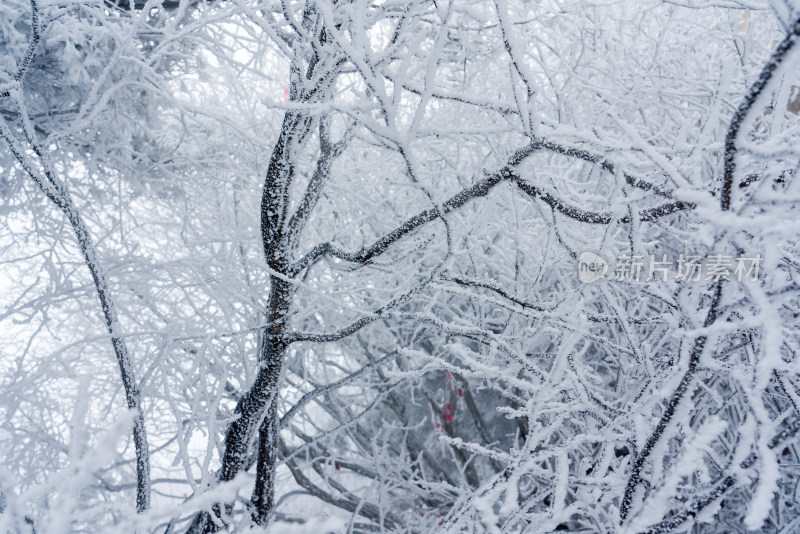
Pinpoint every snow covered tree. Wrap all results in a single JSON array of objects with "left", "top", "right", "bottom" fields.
[
  {"left": 2, "top": 0, "right": 800, "bottom": 533},
  {"left": 0, "top": 0, "right": 231, "bottom": 525}
]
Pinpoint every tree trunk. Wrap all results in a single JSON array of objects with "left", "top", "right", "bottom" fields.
[{"left": 194, "top": 276, "right": 291, "bottom": 532}]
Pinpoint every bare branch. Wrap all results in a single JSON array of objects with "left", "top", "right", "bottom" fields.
[
  {"left": 282, "top": 442, "right": 404, "bottom": 530},
  {"left": 620, "top": 282, "right": 724, "bottom": 522},
  {"left": 0, "top": 112, "right": 151, "bottom": 513},
  {"left": 535, "top": 137, "right": 673, "bottom": 197},
  {"left": 721, "top": 15, "right": 800, "bottom": 210},
  {"left": 290, "top": 140, "right": 690, "bottom": 276},
  {"left": 279, "top": 350, "right": 398, "bottom": 428},
  {"left": 0, "top": 0, "right": 40, "bottom": 98},
  {"left": 640, "top": 415, "right": 800, "bottom": 533},
  {"left": 289, "top": 142, "right": 540, "bottom": 275}
]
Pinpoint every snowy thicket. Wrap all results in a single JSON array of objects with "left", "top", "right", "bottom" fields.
[{"left": 1, "top": 0, "right": 800, "bottom": 533}]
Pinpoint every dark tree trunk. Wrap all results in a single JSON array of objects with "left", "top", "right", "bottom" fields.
[
  {"left": 193, "top": 277, "right": 292, "bottom": 532},
  {"left": 191, "top": 100, "right": 302, "bottom": 532},
  {"left": 250, "top": 396, "right": 280, "bottom": 525}
]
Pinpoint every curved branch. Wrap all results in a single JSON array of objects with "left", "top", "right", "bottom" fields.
[
  {"left": 0, "top": 121, "right": 151, "bottom": 512},
  {"left": 282, "top": 442, "right": 404, "bottom": 530},
  {"left": 721, "top": 15, "right": 800, "bottom": 211},
  {"left": 1, "top": 0, "right": 41, "bottom": 98},
  {"left": 512, "top": 176, "right": 691, "bottom": 224},
  {"left": 290, "top": 141, "right": 690, "bottom": 277},
  {"left": 441, "top": 273, "right": 556, "bottom": 312},
  {"left": 289, "top": 142, "right": 539, "bottom": 275},
  {"left": 105, "top": 0, "right": 197, "bottom": 10},
  {"left": 14, "top": 0, "right": 40, "bottom": 84},
  {"left": 289, "top": 257, "right": 444, "bottom": 344},
  {"left": 620, "top": 282, "right": 724, "bottom": 522},
  {"left": 639, "top": 415, "right": 800, "bottom": 533},
  {"left": 638, "top": 200, "right": 692, "bottom": 221},
  {"left": 386, "top": 73, "right": 518, "bottom": 115},
  {"left": 535, "top": 137, "right": 673, "bottom": 197},
  {"left": 511, "top": 177, "right": 613, "bottom": 224},
  {"left": 284, "top": 119, "right": 349, "bottom": 251},
  {"left": 279, "top": 350, "right": 398, "bottom": 428},
  {"left": 638, "top": 476, "right": 735, "bottom": 534}
]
